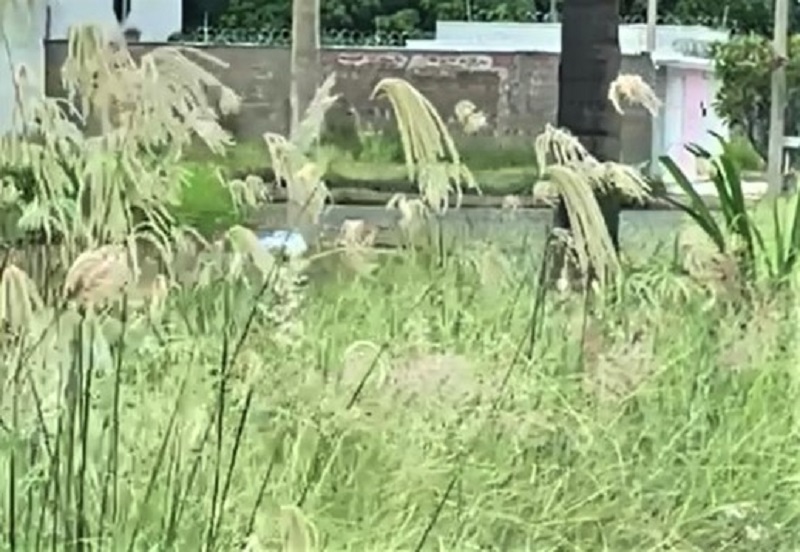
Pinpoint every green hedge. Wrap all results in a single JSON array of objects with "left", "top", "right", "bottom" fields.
[{"left": 172, "top": 163, "right": 245, "bottom": 236}]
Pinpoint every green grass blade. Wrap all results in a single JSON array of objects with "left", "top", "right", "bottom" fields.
[
  {"left": 748, "top": 214, "right": 774, "bottom": 279},
  {"left": 784, "top": 193, "right": 800, "bottom": 273},
  {"left": 716, "top": 152, "right": 757, "bottom": 274},
  {"left": 659, "top": 155, "right": 726, "bottom": 251},
  {"left": 687, "top": 141, "right": 738, "bottom": 224},
  {"left": 770, "top": 198, "right": 786, "bottom": 277}
]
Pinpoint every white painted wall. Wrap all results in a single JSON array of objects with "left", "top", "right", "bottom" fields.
[
  {"left": 48, "top": 0, "right": 181, "bottom": 41},
  {"left": 694, "top": 70, "right": 728, "bottom": 153},
  {"left": 407, "top": 22, "right": 729, "bottom": 56},
  {"left": 661, "top": 66, "right": 685, "bottom": 181},
  {"left": 48, "top": 0, "right": 118, "bottom": 39},
  {"left": 0, "top": 1, "right": 48, "bottom": 135}
]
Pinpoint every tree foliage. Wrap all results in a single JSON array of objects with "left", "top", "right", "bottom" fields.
[
  {"left": 712, "top": 34, "right": 800, "bottom": 158},
  {"left": 183, "top": 0, "right": 788, "bottom": 37}
]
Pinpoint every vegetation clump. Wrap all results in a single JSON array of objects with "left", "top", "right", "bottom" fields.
[{"left": 0, "top": 22, "right": 799, "bottom": 552}]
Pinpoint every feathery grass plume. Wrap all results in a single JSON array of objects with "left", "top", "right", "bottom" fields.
[
  {"left": 290, "top": 72, "right": 340, "bottom": 153},
  {"left": 147, "top": 273, "right": 170, "bottom": 319},
  {"left": 336, "top": 218, "right": 378, "bottom": 275},
  {"left": 501, "top": 194, "right": 521, "bottom": 211},
  {"left": 500, "top": 194, "right": 523, "bottom": 224},
  {"left": 386, "top": 193, "right": 428, "bottom": 242},
  {"left": 532, "top": 179, "right": 558, "bottom": 203},
  {"left": 535, "top": 123, "right": 651, "bottom": 283},
  {"left": 263, "top": 73, "right": 338, "bottom": 243},
  {"left": 164, "top": 224, "right": 210, "bottom": 288},
  {"left": 338, "top": 219, "right": 377, "bottom": 248},
  {"left": 548, "top": 165, "right": 621, "bottom": 278},
  {"left": 224, "top": 225, "right": 275, "bottom": 282},
  {"left": 535, "top": 125, "right": 650, "bottom": 202},
  {"left": 608, "top": 74, "right": 662, "bottom": 116},
  {"left": 454, "top": 99, "right": 488, "bottom": 135},
  {"left": 63, "top": 244, "right": 131, "bottom": 308},
  {"left": 1, "top": 23, "right": 243, "bottom": 284},
  {"left": 371, "top": 78, "right": 479, "bottom": 212},
  {"left": 61, "top": 25, "right": 240, "bottom": 149},
  {"left": 227, "top": 174, "right": 269, "bottom": 210},
  {"left": 0, "top": 263, "right": 42, "bottom": 331}
]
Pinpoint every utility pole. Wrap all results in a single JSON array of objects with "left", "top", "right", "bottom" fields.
[
  {"left": 767, "top": 0, "right": 789, "bottom": 194},
  {"left": 646, "top": 0, "right": 657, "bottom": 52},
  {"left": 290, "top": 0, "right": 320, "bottom": 139},
  {"left": 646, "top": 0, "right": 658, "bottom": 178}
]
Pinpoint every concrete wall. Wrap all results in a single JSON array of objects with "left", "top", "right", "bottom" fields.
[
  {"left": 44, "top": 42, "right": 659, "bottom": 164},
  {"left": 48, "top": 0, "right": 181, "bottom": 41}
]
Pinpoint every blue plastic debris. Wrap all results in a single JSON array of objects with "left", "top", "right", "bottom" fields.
[{"left": 257, "top": 229, "right": 308, "bottom": 257}]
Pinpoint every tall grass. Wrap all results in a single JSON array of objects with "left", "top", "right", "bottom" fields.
[
  {"left": 4, "top": 237, "right": 800, "bottom": 549},
  {"left": 1, "top": 23, "right": 800, "bottom": 551}
]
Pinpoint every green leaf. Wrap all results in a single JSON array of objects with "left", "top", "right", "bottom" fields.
[
  {"left": 784, "top": 192, "right": 800, "bottom": 273},
  {"left": 659, "top": 155, "right": 726, "bottom": 252}
]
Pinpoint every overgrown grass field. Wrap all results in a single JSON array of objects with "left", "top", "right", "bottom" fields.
[
  {"left": 4, "top": 240, "right": 800, "bottom": 550},
  {"left": 1, "top": 20, "right": 800, "bottom": 552}
]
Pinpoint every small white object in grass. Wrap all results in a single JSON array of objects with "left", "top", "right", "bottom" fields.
[{"left": 258, "top": 230, "right": 308, "bottom": 257}]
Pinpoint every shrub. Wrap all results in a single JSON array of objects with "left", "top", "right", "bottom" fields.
[
  {"left": 726, "top": 131, "right": 765, "bottom": 172},
  {"left": 173, "top": 163, "right": 245, "bottom": 237},
  {"left": 712, "top": 33, "right": 800, "bottom": 159}
]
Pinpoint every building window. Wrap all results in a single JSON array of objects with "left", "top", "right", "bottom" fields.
[{"left": 113, "top": 0, "right": 132, "bottom": 23}]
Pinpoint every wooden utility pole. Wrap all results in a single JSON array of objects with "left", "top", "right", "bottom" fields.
[
  {"left": 766, "top": 0, "right": 789, "bottom": 194},
  {"left": 288, "top": 0, "right": 321, "bottom": 244},
  {"left": 289, "top": 0, "right": 320, "bottom": 139}
]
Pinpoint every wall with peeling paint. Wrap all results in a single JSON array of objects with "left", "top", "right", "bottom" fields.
[{"left": 44, "top": 43, "right": 656, "bottom": 165}]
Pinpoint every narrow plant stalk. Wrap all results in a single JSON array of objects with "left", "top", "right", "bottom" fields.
[
  {"left": 159, "top": 439, "right": 182, "bottom": 540},
  {"left": 125, "top": 370, "right": 189, "bottom": 552},
  {"left": 244, "top": 437, "right": 283, "bottom": 538},
  {"left": 204, "top": 286, "right": 232, "bottom": 550},
  {"left": 213, "top": 388, "right": 254, "bottom": 538},
  {"left": 75, "top": 320, "right": 96, "bottom": 550},
  {"left": 62, "top": 313, "right": 85, "bottom": 547},
  {"left": 7, "top": 341, "right": 23, "bottom": 552},
  {"left": 99, "top": 295, "right": 128, "bottom": 537},
  {"left": 24, "top": 424, "right": 42, "bottom": 548}
]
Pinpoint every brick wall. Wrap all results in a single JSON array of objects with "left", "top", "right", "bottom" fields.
[{"left": 44, "top": 42, "right": 658, "bottom": 164}]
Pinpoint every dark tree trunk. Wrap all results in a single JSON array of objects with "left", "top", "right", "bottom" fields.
[{"left": 553, "top": 0, "right": 623, "bottom": 260}]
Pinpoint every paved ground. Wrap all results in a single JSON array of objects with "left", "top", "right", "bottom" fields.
[
  {"left": 665, "top": 179, "right": 769, "bottom": 198},
  {"left": 256, "top": 178, "right": 775, "bottom": 257},
  {"left": 256, "top": 204, "right": 690, "bottom": 259}
]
